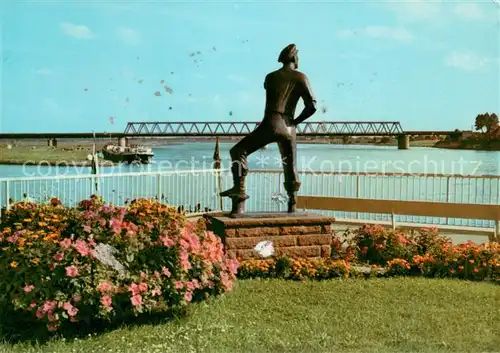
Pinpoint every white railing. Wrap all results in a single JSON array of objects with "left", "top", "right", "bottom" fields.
[{"left": 1, "top": 169, "right": 499, "bottom": 229}]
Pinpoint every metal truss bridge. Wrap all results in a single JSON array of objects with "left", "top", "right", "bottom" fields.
[
  {"left": 123, "top": 121, "right": 406, "bottom": 136},
  {"left": 0, "top": 121, "right": 455, "bottom": 139}
]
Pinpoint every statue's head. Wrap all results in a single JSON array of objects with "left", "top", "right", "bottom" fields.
[{"left": 278, "top": 44, "right": 299, "bottom": 69}]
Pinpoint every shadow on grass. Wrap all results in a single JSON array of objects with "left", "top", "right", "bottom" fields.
[{"left": 0, "top": 305, "right": 190, "bottom": 346}]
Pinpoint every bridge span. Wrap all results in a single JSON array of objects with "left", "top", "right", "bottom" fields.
[{"left": 0, "top": 121, "right": 457, "bottom": 150}]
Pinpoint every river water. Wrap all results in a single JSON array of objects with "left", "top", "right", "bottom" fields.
[{"left": 1, "top": 142, "right": 499, "bottom": 178}]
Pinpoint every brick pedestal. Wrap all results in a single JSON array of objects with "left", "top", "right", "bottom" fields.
[{"left": 204, "top": 213, "right": 336, "bottom": 260}]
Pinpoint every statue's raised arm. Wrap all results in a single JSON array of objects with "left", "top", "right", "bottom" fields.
[{"left": 293, "top": 73, "right": 317, "bottom": 126}]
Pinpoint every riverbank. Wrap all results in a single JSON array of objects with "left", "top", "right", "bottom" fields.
[
  {"left": 434, "top": 139, "right": 500, "bottom": 151},
  {"left": 0, "top": 143, "right": 118, "bottom": 166}
]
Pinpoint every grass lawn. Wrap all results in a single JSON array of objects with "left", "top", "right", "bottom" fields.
[
  {"left": 0, "top": 146, "right": 91, "bottom": 164},
  {"left": 1, "top": 278, "right": 498, "bottom": 353}
]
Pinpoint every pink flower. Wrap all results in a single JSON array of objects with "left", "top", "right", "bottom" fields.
[
  {"left": 226, "top": 259, "right": 239, "bottom": 275},
  {"left": 36, "top": 307, "right": 45, "bottom": 319},
  {"left": 162, "top": 267, "right": 171, "bottom": 277},
  {"left": 124, "top": 222, "right": 138, "bottom": 237},
  {"left": 140, "top": 271, "right": 147, "bottom": 279},
  {"left": 151, "top": 289, "right": 162, "bottom": 296},
  {"left": 109, "top": 218, "right": 122, "bottom": 234},
  {"left": 63, "top": 302, "right": 78, "bottom": 317},
  {"left": 175, "top": 281, "right": 184, "bottom": 290},
  {"left": 74, "top": 240, "right": 90, "bottom": 257},
  {"left": 23, "top": 284, "right": 35, "bottom": 293},
  {"left": 186, "top": 280, "right": 199, "bottom": 291},
  {"left": 89, "top": 239, "right": 96, "bottom": 247},
  {"left": 65, "top": 265, "right": 79, "bottom": 278},
  {"left": 179, "top": 239, "right": 189, "bottom": 249},
  {"left": 47, "top": 323, "right": 58, "bottom": 331},
  {"left": 60, "top": 238, "right": 72, "bottom": 249},
  {"left": 100, "top": 295, "right": 112, "bottom": 308},
  {"left": 131, "top": 294, "right": 142, "bottom": 307},
  {"left": 98, "top": 282, "right": 114, "bottom": 293},
  {"left": 179, "top": 251, "right": 191, "bottom": 271},
  {"left": 153, "top": 271, "right": 160, "bottom": 279},
  {"left": 54, "top": 253, "right": 64, "bottom": 262},
  {"left": 6, "top": 235, "right": 19, "bottom": 243},
  {"left": 129, "top": 283, "right": 140, "bottom": 296},
  {"left": 29, "top": 301, "right": 37, "bottom": 309},
  {"left": 138, "top": 282, "right": 148, "bottom": 293},
  {"left": 99, "top": 218, "right": 107, "bottom": 227},
  {"left": 220, "top": 272, "right": 234, "bottom": 291},
  {"left": 43, "top": 300, "right": 57, "bottom": 313},
  {"left": 159, "top": 235, "right": 175, "bottom": 247},
  {"left": 83, "top": 225, "right": 92, "bottom": 233},
  {"left": 184, "top": 291, "right": 193, "bottom": 302},
  {"left": 47, "top": 312, "right": 57, "bottom": 322}
]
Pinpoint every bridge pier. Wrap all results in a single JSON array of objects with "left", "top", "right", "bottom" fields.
[
  {"left": 397, "top": 135, "right": 410, "bottom": 150},
  {"left": 47, "top": 138, "right": 57, "bottom": 147}
]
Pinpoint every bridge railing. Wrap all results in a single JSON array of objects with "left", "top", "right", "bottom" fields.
[{"left": 1, "top": 170, "right": 499, "bottom": 229}]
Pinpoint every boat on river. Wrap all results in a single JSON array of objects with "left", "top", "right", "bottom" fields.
[{"left": 101, "top": 143, "right": 154, "bottom": 164}]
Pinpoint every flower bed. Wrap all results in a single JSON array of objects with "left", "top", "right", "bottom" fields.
[
  {"left": 0, "top": 197, "right": 238, "bottom": 333},
  {"left": 237, "top": 225, "right": 500, "bottom": 284}
]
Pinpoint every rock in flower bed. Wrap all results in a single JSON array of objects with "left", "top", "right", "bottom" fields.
[
  {"left": 236, "top": 225, "right": 500, "bottom": 283},
  {"left": 0, "top": 196, "right": 238, "bottom": 334}
]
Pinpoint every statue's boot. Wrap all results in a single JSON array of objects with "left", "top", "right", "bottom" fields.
[
  {"left": 285, "top": 181, "right": 301, "bottom": 213},
  {"left": 219, "top": 187, "right": 249, "bottom": 200},
  {"left": 220, "top": 169, "right": 249, "bottom": 200}
]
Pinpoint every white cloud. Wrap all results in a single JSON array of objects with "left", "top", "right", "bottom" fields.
[
  {"left": 116, "top": 27, "right": 140, "bottom": 46},
  {"left": 444, "top": 51, "right": 493, "bottom": 71},
  {"left": 336, "top": 26, "right": 413, "bottom": 42},
  {"left": 60, "top": 22, "right": 94, "bottom": 39},
  {"left": 383, "top": 1, "right": 441, "bottom": 23},
  {"left": 34, "top": 67, "right": 53, "bottom": 75},
  {"left": 453, "top": 3, "right": 484, "bottom": 20}
]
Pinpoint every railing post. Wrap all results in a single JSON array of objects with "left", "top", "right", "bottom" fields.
[
  {"left": 391, "top": 211, "right": 396, "bottom": 231},
  {"left": 356, "top": 174, "right": 360, "bottom": 220},
  {"left": 157, "top": 173, "right": 162, "bottom": 202},
  {"left": 445, "top": 176, "right": 451, "bottom": 225},
  {"left": 90, "top": 176, "right": 95, "bottom": 196},
  {"left": 5, "top": 181, "right": 10, "bottom": 211}
]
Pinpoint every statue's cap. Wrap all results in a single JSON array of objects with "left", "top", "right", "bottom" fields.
[{"left": 278, "top": 44, "right": 298, "bottom": 63}]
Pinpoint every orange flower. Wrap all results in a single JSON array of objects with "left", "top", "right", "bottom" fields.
[
  {"left": 10, "top": 261, "right": 18, "bottom": 268},
  {"left": 32, "top": 258, "right": 40, "bottom": 265}
]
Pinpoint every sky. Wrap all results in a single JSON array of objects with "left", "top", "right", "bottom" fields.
[{"left": 1, "top": 0, "right": 499, "bottom": 133}]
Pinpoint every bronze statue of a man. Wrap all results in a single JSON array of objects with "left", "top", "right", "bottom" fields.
[{"left": 220, "top": 44, "right": 317, "bottom": 215}]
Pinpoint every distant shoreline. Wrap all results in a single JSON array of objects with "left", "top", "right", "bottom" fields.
[{"left": 434, "top": 140, "right": 500, "bottom": 151}]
